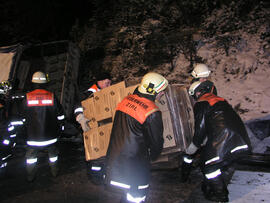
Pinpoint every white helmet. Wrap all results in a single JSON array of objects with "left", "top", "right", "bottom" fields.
[
  {"left": 189, "top": 80, "right": 215, "bottom": 100},
  {"left": 191, "top": 64, "right": 211, "bottom": 78},
  {"left": 32, "top": 71, "right": 48, "bottom": 84},
  {"left": 138, "top": 72, "right": 168, "bottom": 95}
]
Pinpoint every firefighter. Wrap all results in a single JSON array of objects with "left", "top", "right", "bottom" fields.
[
  {"left": 181, "top": 80, "right": 251, "bottom": 202},
  {"left": 105, "top": 72, "right": 168, "bottom": 203},
  {"left": 22, "top": 71, "right": 65, "bottom": 182},
  {"left": 74, "top": 71, "right": 112, "bottom": 132},
  {"left": 191, "top": 63, "right": 217, "bottom": 95},
  {"left": 0, "top": 81, "right": 14, "bottom": 176},
  {"left": 73, "top": 71, "right": 112, "bottom": 184}
]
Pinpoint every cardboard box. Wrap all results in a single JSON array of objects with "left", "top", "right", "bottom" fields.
[
  {"left": 81, "top": 97, "right": 98, "bottom": 128},
  {"left": 161, "top": 110, "right": 176, "bottom": 148},
  {"left": 81, "top": 81, "right": 126, "bottom": 123},
  {"left": 83, "top": 123, "right": 113, "bottom": 160},
  {"left": 124, "top": 84, "right": 138, "bottom": 97}
]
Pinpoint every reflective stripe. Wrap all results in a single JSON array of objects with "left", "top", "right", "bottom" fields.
[
  {"left": 57, "top": 115, "right": 65, "bottom": 120},
  {"left": 33, "top": 77, "right": 46, "bottom": 81},
  {"left": 2, "top": 154, "right": 11, "bottom": 161},
  {"left": 10, "top": 134, "right": 16, "bottom": 138},
  {"left": 231, "top": 144, "right": 248, "bottom": 153},
  {"left": 10, "top": 121, "right": 24, "bottom": 125},
  {"left": 28, "top": 100, "right": 39, "bottom": 104},
  {"left": 27, "top": 158, "right": 38, "bottom": 164},
  {"left": 61, "top": 126, "right": 65, "bottom": 131},
  {"left": 27, "top": 138, "right": 57, "bottom": 146},
  {"left": 49, "top": 156, "right": 58, "bottom": 163},
  {"left": 110, "top": 180, "right": 130, "bottom": 189},
  {"left": 0, "top": 162, "right": 7, "bottom": 168},
  {"left": 205, "top": 169, "right": 221, "bottom": 179},
  {"left": 155, "top": 79, "right": 167, "bottom": 92},
  {"left": 205, "top": 156, "right": 220, "bottom": 165},
  {"left": 88, "top": 88, "right": 98, "bottom": 92},
  {"left": 3, "top": 139, "right": 10, "bottom": 145},
  {"left": 184, "top": 157, "right": 193, "bottom": 164},
  {"left": 12, "top": 95, "right": 25, "bottom": 99},
  {"left": 138, "top": 184, "right": 149, "bottom": 189},
  {"left": 127, "top": 193, "right": 146, "bottom": 203},
  {"left": 42, "top": 99, "right": 53, "bottom": 104},
  {"left": 74, "top": 107, "right": 83, "bottom": 114},
  {"left": 91, "top": 166, "right": 102, "bottom": 171},
  {"left": 8, "top": 126, "right": 14, "bottom": 131}
]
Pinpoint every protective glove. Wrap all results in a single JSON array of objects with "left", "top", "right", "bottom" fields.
[
  {"left": 76, "top": 113, "right": 90, "bottom": 132},
  {"left": 186, "top": 142, "right": 198, "bottom": 155}
]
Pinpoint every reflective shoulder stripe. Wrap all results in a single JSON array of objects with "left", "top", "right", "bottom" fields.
[
  {"left": 74, "top": 107, "right": 83, "bottom": 113},
  {"left": 116, "top": 94, "right": 159, "bottom": 124},
  {"left": 57, "top": 115, "right": 65, "bottom": 120},
  {"left": 87, "top": 84, "right": 100, "bottom": 92},
  {"left": 198, "top": 93, "right": 225, "bottom": 106}
]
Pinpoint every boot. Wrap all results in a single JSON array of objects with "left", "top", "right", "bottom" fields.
[
  {"left": 50, "top": 162, "right": 59, "bottom": 177},
  {"left": 202, "top": 176, "right": 229, "bottom": 202},
  {"left": 179, "top": 154, "right": 193, "bottom": 182},
  {"left": 26, "top": 163, "right": 37, "bottom": 182}
]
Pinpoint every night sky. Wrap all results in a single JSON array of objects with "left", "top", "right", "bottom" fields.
[{"left": 0, "top": 0, "right": 93, "bottom": 45}]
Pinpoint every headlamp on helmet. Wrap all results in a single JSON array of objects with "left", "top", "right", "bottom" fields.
[{"left": 138, "top": 72, "right": 168, "bottom": 95}]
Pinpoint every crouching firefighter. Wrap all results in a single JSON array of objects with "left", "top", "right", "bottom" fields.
[
  {"left": 181, "top": 80, "right": 251, "bottom": 202},
  {"left": 21, "top": 71, "right": 65, "bottom": 182},
  {"left": 105, "top": 72, "right": 168, "bottom": 203}
]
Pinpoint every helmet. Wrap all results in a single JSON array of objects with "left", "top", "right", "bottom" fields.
[
  {"left": 189, "top": 80, "right": 215, "bottom": 99},
  {"left": 138, "top": 72, "right": 168, "bottom": 95},
  {"left": 32, "top": 71, "right": 48, "bottom": 84},
  {"left": 191, "top": 64, "right": 211, "bottom": 78},
  {"left": 0, "top": 81, "right": 12, "bottom": 94}
]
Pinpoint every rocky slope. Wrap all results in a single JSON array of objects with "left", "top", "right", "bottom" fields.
[{"left": 74, "top": 0, "right": 270, "bottom": 121}]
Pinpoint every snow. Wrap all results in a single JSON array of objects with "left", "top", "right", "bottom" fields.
[{"left": 228, "top": 170, "right": 270, "bottom": 202}]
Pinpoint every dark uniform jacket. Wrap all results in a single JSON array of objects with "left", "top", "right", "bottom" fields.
[
  {"left": 106, "top": 89, "right": 164, "bottom": 188},
  {"left": 22, "top": 88, "right": 64, "bottom": 142},
  {"left": 74, "top": 83, "right": 99, "bottom": 117},
  {"left": 193, "top": 93, "right": 251, "bottom": 166}
]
